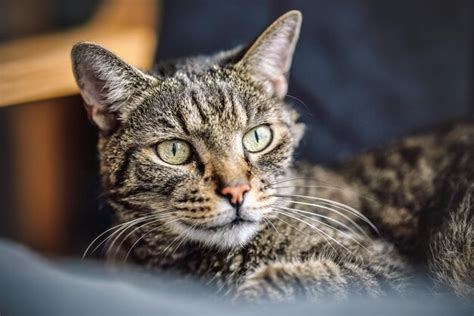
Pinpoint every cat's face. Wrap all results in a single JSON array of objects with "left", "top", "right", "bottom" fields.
[
  {"left": 102, "top": 70, "right": 301, "bottom": 248},
  {"left": 72, "top": 11, "right": 303, "bottom": 249}
]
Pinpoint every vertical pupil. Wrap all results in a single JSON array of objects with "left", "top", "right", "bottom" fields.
[
  {"left": 254, "top": 129, "right": 260, "bottom": 143},
  {"left": 172, "top": 142, "right": 177, "bottom": 156}
]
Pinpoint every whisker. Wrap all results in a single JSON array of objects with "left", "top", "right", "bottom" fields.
[
  {"left": 171, "top": 224, "right": 196, "bottom": 255},
  {"left": 284, "top": 94, "right": 312, "bottom": 115},
  {"left": 276, "top": 205, "right": 364, "bottom": 238},
  {"left": 82, "top": 222, "right": 130, "bottom": 260},
  {"left": 263, "top": 217, "right": 280, "bottom": 236},
  {"left": 271, "top": 183, "right": 380, "bottom": 205},
  {"left": 82, "top": 215, "right": 156, "bottom": 259},
  {"left": 273, "top": 210, "right": 337, "bottom": 252},
  {"left": 124, "top": 218, "right": 181, "bottom": 262},
  {"left": 112, "top": 215, "right": 173, "bottom": 262},
  {"left": 105, "top": 217, "right": 155, "bottom": 259},
  {"left": 272, "top": 212, "right": 336, "bottom": 252},
  {"left": 276, "top": 198, "right": 370, "bottom": 237},
  {"left": 276, "top": 209, "right": 352, "bottom": 253},
  {"left": 276, "top": 206, "right": 367, "bottom": 250},
  {"left": 276, "top": 194, "right": 379, "bottom": 235},
  {"left": 269, "top": 176, "right": 338, "bottom": 187},
  {"left": 107, "top": 211, "right": 175, "bottom": 260},
  {"left": 112, "top": 212, "right": 175, "bottom": 261},
  {"left": 161, "top": 222, "right": 191, "bottom": 254}
]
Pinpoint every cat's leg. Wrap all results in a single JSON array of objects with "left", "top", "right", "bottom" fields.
[{"left": 236, "top": 242, "right": 412, "bottom": 301}]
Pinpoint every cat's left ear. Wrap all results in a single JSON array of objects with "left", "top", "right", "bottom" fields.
[
  {"left": 236, "top": 10, "right": 302, "bottom": 98},
  {"left": 71, "top": 42, "right": 157, "bottom": 134}
]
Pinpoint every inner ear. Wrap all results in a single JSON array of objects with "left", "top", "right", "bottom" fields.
[
  {"left": 236, "top": 10, "right": 302, "bottom": 98},
  {"left": 76, "top": 64, "right": 119, "bottom": 132}
]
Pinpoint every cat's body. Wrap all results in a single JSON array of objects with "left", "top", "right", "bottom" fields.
[{"left": 72, "top": 11, "right": 473, "bottom": 300}]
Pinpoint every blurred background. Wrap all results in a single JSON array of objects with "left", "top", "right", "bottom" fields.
[{"left": 0, "top": 0, "right": 473, "bottom": 257}]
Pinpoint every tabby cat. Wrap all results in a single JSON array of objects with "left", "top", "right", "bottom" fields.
[{"left": 71, "top": 11, "right": 473, "bottom": 300}]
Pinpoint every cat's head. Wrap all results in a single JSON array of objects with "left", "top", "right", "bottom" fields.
[{"left": 72, "top": 11, "right": 304, "bottom": 249}]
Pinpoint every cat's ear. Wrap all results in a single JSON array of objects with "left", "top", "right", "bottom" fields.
[
  {"left": 71, "top": 42, "right": 157, "bottom": 134},
  {"left": 236, "top": 10, "right": 302, "bottom": 98}
]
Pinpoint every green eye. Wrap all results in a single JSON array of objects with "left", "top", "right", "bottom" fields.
[
  {"left": 243, "top": 125, "right": 273, "bottom": 153},
  {"left": 156, "top": 140, "right": 192, "bottom": 165}
]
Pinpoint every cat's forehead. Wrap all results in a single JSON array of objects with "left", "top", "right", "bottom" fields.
[
  {"left": 152, "top": 69, "right": 261, "bottom": 109},
  {"left": 122, "top": 69, "right": 282, "bottom": 146}
]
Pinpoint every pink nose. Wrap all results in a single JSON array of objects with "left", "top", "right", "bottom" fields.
[{"left": 221, "top": 184, "right": 251, "bottom": 206}]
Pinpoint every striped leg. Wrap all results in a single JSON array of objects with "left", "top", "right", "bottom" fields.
[{"left": 236, "top": 244, "right": 411, "bottom": 301}]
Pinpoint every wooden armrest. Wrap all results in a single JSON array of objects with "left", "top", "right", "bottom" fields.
[{"left": 0, "top": 0, "right": 159, "bottom": 107}]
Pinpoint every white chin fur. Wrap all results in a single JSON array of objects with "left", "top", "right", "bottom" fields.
[{"left": 172, "top": 222, "right": 261, "bottom": 250}]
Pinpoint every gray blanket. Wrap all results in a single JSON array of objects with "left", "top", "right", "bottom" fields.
[{"left": 0, "top": 239, "right": 472, "bottom": 315}]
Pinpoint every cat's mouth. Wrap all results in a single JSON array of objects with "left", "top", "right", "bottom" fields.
[
  {"left": 173, "top": 213, "right": 262, "bottom": 248},
  {"left": 180, "top": 217, "right": 257, "bottom": 232}
]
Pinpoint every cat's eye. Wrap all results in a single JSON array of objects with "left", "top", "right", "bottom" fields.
[
  {"left": 156, "top": 140, "right": 192, "bottom": 165},
  {"left": 242, "top": 125, "right": 273, "bottom": 153}
]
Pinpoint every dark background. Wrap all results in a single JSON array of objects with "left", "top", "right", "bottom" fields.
[{"left": 0, "top": 0, "right": 473, "bottom": 256}]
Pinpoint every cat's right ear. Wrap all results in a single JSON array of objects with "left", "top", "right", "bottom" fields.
[
  {"left": 235, "top": 10, "right": 302, "bottom": 99},
  {"left": 71, "top": 42, "right": 157, "bottom": 134}
]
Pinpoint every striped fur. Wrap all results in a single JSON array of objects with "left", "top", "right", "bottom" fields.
[{"left": 71, "top": 11, "right": 473, "bottom": 301}]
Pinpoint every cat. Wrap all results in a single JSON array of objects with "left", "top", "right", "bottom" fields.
[{"left": 71, "top": 10, "right": 473, "bottom": 301}]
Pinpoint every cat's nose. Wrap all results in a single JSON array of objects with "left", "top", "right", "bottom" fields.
[{"left": 220, "top": 184, "right": 251, "bottom": 207}]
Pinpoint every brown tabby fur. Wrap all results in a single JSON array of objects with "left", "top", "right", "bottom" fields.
[{"left": 71, "top": 11, "right": 473, "bottom": 301}]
